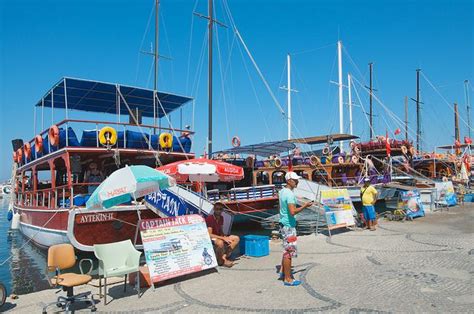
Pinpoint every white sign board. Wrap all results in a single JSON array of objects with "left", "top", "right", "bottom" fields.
[{"left": 139, "top": 215, "right": 217, "bottom": 283}]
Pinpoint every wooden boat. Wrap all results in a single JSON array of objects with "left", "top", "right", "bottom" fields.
[{"left": 10, "top": 77, "right": 195, "bottom": 251}]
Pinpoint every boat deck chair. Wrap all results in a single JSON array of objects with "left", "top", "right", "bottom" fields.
[
  {"left": 42, "top": 243, "right": 95, "bottom": 314},
  {"left": 93, "top": 239, "right": 142, "bottom": 305}
]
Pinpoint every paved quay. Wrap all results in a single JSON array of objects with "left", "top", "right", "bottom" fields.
[{"left": 4, "top": 205, "right": 473, "bottom": 313}]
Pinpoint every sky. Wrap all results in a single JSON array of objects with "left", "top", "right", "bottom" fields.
[{"left": 0, "top": 0, "right": 473, "bottom": 180}]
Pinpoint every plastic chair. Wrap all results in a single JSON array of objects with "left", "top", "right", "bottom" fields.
[
  {"left": 93, "top": 240, "right": 141, "bottom": 305},
  {"left": 42, "top": 243, "right": 95, "bottom": 313}
]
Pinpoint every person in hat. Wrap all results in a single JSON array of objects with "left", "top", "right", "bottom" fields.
[
  {"left": 279, "top": 171, "right": 314, "bottom": 286},
  {"left": 360, "top": 177, "right": 378, "bottom": 230},
  {"left": 206, "top": 201, "right": 239, "bottom": 267}
]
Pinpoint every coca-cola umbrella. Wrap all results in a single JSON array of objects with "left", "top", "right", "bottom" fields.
[{"left": 157, "top": 158, "right": 244, "bottom": 183}]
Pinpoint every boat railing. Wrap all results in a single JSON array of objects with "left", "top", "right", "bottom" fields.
[
  {"left": 17, "top": 182, "right": 101, "bottom": 209},
  {"left": 19, "top": 118, "right": 194, "bottom": 166},
  {"left": 207, "top": 184, "right": 279, "bottom": 202}
]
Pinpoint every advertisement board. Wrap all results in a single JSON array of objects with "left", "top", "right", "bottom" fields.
[
  {"left": 399, "top": 189, "right": 425, "bottom": 218},
  {"left": 140, "top": 215, "right": 217, "bottom": 283},
  {"left": 320, "top": 189, "right": 356, "bottom": 229}
]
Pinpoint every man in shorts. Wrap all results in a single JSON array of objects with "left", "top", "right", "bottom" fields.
[
  {"left": 206, "top": 201, "right": 240, "bottom": 267},
  {"left": 279, "top": 172, "right": 313, "bottom": 286},
  {"left": 360, "top": 177, "right": 378, "bottom": 230}
]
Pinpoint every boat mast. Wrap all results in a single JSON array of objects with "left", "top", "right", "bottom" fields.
[
  {"left": 287, "top": 54, "right": 292, "bottom": 140},
  {"left": 207, "top": 0, "right": 214, "bottom": 156},
  {"left": 416, "top": 68, "right": 421, "bottom": 152},
  {"left": 465, "top": 80, "right": 471, "bottom": 138},
  {"left": 404, "top": 96, "right": 408, "bottom": 142},
  {"left": 154, "top": 0, "right": 160, "bottom": 130},
  {"left": 348, "top": 73, "right": 353, "bottom": 135},
  {"left": 369, "top": 62, "right": 373, "bottom": 139},
  {"left": 337, "top": 40, "right": 344, "bottom": 151},
  {"left": 454, "top": 102, "right": 460, "bottom": 142}
]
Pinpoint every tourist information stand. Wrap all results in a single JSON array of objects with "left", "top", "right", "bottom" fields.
[
  {"left": 319, "top": 189, "right": 356, "bottom": 236},
  {"left": 139, "top": 215, "right": 217, "bottom": 287}
]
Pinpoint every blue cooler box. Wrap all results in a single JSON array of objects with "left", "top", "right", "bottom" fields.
[{"left": 239, "top": 235, "right": 269, "bottom": 257}]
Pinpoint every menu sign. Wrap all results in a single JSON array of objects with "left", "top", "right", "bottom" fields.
[{"left": 139, "top": 215, "right": 217, "bottom": 282}]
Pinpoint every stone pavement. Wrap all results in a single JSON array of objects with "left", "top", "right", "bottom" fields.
[{"left": 4, "top": 205, "right": 473, "bottom": 313}]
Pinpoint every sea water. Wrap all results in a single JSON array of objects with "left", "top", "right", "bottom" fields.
[{"left": 0, "top": 197, "right": 50, "bottom": 295}]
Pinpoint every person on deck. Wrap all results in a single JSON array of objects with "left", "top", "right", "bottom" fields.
[
  {"left": 84, "top": 162, "right": 104, "bottom": 194},
  {"left": 279, "top": 172, "right": 313, "bottom": 286},
  {"left": 206, "top": 201, "right": 240, "bottom": 267},
  {"left": 360, "top": 177, "right": 378, "bottom": 231}
]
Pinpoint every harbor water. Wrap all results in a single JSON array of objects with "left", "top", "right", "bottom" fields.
[{"left": 0, "top": 198, "right": 50, "bottom": 296}]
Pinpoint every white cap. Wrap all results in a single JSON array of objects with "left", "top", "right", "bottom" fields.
[
  {"left": 363, "top": 177, "right": 371, "bottom": 182},
  {"left": 285, "top": 171, "right": 301, "bottom": 181}
]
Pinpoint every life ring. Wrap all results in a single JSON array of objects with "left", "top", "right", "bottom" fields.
[
  {"left": 401, "top": 145, "right": 408, "bottom": 155},
  {"left": 24, "top": 142, "right": 32, "bottom": 159},
  {"left": 34, "top": 135, "right": 43, "bottom": 153},
  {"left": 16, "top": 148, "right": 23, "bottom": 163},
  {"left": 322, "top": 146, "right": 330, "bottom": 155},
  {"left": 351, "top": 155, "right": 359, "bottom": 163},
  {"left": 337, "top": 156, "right": 344, "bottom": 164},
  {"left": 354, "top": 145, "right": 361, "bottom": 155},
  {"left": 246, "top": 156, "right": 255, "bottom": 168},
  {"left": 48, "top": 125, "right": 60, "bottom": 146},
  {"left": 274, "top": 157, "right": 282, "bottom": 168},
  {"left": 159, "top": 132, "right": 173, "bottom": 149},
  {"left": 99, "top": 126, "right": 118, "bottom": 146},
  {"left": 409, "top": 146, "right": 416, "bottom": 156},
  {"left": 309, "top": 155, "right": 321, "bottom": 166},
  {"left": 231, "top": 136, "right": 241, "bottom": 147}
]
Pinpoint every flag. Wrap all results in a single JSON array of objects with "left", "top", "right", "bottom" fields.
[
  {"left": 385, "top": 131, "right": 391, "bottom": 157},
  {"left": 394, "top": 128, "right": 401, "bottom": 135}
]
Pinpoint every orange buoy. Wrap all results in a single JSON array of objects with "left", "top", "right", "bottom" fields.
[
  {"left": 48, "top": 125, "right": 60, "bottom": 146},
  {"left": 16, "top": 148, "right": 23, "bottom": 163},
  {"left": 24, "top": 142, "right": 32, "bottom": 159},
  {"left": 35, "top": 135, "right": 43, "bottom": 153}
]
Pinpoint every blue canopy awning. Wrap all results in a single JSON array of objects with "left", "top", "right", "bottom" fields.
[{"left": 35, "top": 77, "right": 193, "bottom": 118}]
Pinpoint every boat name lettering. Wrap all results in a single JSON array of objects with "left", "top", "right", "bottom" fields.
[
  {"left": 76, "top": 212, "right": 116, "bottom": 224},
  {"left": 106, "top": 187, "right": 128, "bottom": 197},
  {"left": 146, "top": 191, "right": 182, "bottom": 216},
  {"left": 140, "top": 216, "right": 189, "bottom": 230}
]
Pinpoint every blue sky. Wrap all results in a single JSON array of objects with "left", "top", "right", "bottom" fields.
[{"left": 0, "top": 0, "right": 472, "bottom": 180}]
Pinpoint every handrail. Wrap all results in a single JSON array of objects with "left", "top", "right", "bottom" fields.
[{"left": 32, "top": 118, "right": 195, "bottom": 140}]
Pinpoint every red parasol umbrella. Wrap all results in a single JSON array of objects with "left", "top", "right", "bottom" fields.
[{"left": 157, "top": 158, "right": 244, "bottom": 183}]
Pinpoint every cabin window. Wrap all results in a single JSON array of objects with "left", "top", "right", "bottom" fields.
[
  {"left": 272, "top": 171, "right": 286, "bottom": 184},
  {"left": 256, "top": 171, "right": 269, "bottom": 185},
  {"left": 295, "top": 170, "right": 308, "bottom": 180},
  {"left": 54, "top": 158, "right": 67, "bottom": 187},
  {"left": 312, "top": 169, "right": 328, "bottom": 185}
]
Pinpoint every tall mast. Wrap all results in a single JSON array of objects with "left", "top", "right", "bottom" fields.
[
  {"left": 154, "top": 0, "right": 159, "bottom": 91},
  {"left": 416, "top": 69, "right": 421, "bottom": 152},
  {"left": 348, "top": 73, "right": 353, "bottom": 135},
  {"left": 404, "top": 96, "right": 408, "bottom": 142},
  {"left": 337, "top": 40, "right": 344, "bottom": 151},
  {"left": 207, "top": 0, "right": 214, "bottom": 156},
  {"left": 287, "top": 54, "right": 292, "bottom": 140},
  {"left": 465, "top": 80, "right": 471, "bottom": 138},
  {"left": 454, "top": 103, "right": 460, "bottom": 143},
  {"left": 369, "top": 62, "right": 373, "bottom": 139}
]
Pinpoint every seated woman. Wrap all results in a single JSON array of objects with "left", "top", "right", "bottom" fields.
[
  {"left": 83, "top": 162, "right": 104, "bottom": 194},
  {"left": 205, "top": 201, "right": 240, "bottom": 267}
]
